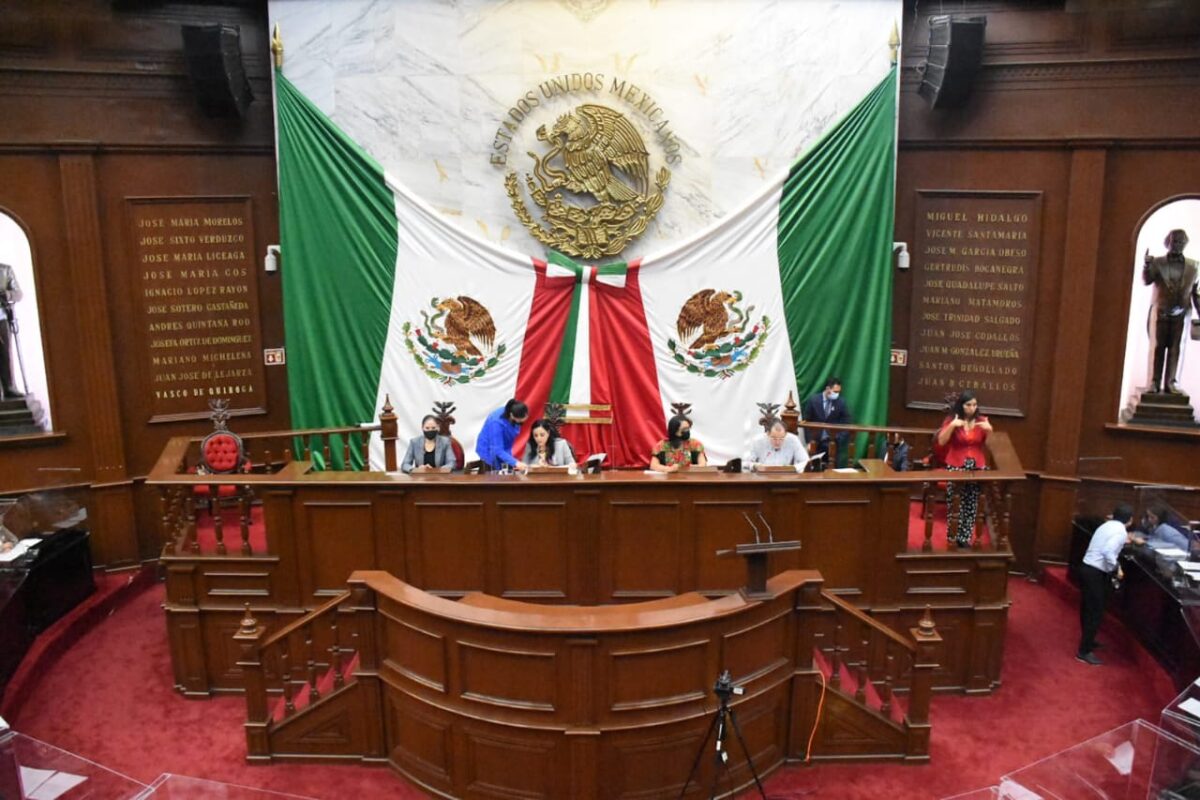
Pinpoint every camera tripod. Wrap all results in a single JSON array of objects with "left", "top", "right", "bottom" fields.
[{"left": 677, "top": 671, "right": 767, "bottom": 800}]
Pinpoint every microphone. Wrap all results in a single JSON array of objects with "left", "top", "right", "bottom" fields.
[
  {"left": 742, "top": 512, "right": 762, "bottom": 544},
  {"left": 757, "top": 512, "right": 774, "bottom": 543}
]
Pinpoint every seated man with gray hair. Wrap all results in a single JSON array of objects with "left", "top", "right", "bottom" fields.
[{"left": 748, "top": 418, "right": 809, "bottom": 470}]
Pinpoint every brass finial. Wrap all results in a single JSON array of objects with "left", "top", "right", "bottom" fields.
[
  {"left": 916, "top": 605, "right": 937, "bottom": 638},
  {"left": 888, "top": 20, "right": 900, "bottom": 66},
  {"left": 271, "top": 24, "right": 284, "bottom": 70},
  {"left": 238, "top": 603, "right": 259, "bottom": 635}
]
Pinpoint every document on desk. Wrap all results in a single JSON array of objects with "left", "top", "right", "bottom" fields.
[
  {"left": 1153, "top": 547, "right": 1188, "bottom": 558},
  {"left": 831, "top": 468, "right": 859, "bottom": 474}
]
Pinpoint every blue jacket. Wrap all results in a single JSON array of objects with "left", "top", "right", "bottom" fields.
[{"left": 476, "top": 407, "right": 520, "bottom": 468}]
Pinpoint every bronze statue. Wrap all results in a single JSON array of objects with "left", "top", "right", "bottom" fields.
[
  {"left": 1143, "top": 229, "right": 1200, "bottom": 394},
  {"left": 0, "top": 263, "right": 24, "bottom": 399}
]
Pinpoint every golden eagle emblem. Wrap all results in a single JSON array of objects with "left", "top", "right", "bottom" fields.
[
  {"left": 668, "top": 289, "right": 769, "bottom": 380},
  {"left": 506, "top": 103, "right": 669, "bottom": 259},
  {"left": 403, "top": 296, "right": 507, "bottom": 386}
]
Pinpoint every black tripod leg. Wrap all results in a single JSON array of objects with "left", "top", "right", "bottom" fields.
[
  {"left": 708, "top": 707, "right": 727, "bottom": 800},
  {"left": 726, "top": 707, "right": 767, "bottom": 800},
  {"left": 678, "top": 707, "right": 721, "bottom": 800}
]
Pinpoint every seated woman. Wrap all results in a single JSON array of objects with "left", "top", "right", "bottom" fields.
[
  {"left": 649, "top": 414, "right": 707, "bottom": 473},
  {"left": 1136, "top": 506, "right": 1191, "bottom": 551},
  {"left": 522, "top": 419, "right": 575, "bottom": 467},
  {"left": 935, "top": 389, "right": 993, "bottom": 548},
  {"left": 748, "top": 419, "right": 809, "bottom": 470},
  {"left": 400, "top": 415, "right": 457, "bottom": 473}
]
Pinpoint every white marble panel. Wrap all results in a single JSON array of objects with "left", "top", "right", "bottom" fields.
[{"left": 269, "top": 0, "right": 900, "bottom": 260}]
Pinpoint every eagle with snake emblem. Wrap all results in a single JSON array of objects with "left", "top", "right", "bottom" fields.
[
  {"left": 429, "top": 296, "right": 496, "bottom": 358},
  {"left": 534, "top": 104, "right": 650, "bottom": 203},
  {"left": 676, "top": 290, "right": 753, "bottom": 350},
  {"left": 506, "top": 103, "right": 670, "bottom": 259}
]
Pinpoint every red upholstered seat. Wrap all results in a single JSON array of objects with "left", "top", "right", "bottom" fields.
[
  {"left": 193, "top": 430, "right": 248, "bottom": 510},
  {"left": 202, "top": 432, "right": 242, "bottom": 472},
  {"left": 449, "top": 437, "right": 465, "bottom": 471}
]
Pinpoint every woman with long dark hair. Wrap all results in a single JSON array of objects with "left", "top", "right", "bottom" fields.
[
  {"left": 522, "top": 419, "right": 575, "bottom": 467},
  {"left": 935, "top": 390, "right": 993, "bottom": 547},
  {"left": 400, "top": 414, "right": 457, "bottom": 473},
  {"left": 649, "top": 414, "right": 707, "bottom": 473}
]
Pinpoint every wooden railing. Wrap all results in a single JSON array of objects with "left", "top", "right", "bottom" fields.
[
  {"left": 235, "top": 590, "right": 362, "bottom": 761},
  {"left": 234, "top": 568, "right": 938, "bottom": 782},
  {"left": 818, "top": 590, "right": 941, "bottom": 758}
]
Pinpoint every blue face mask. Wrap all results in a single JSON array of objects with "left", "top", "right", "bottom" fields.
[{"left": 828, "top": 391, "right": 839, "bottom": 401}]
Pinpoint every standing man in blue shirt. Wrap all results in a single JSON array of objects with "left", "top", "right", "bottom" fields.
[
  {"left": 475, "top": 398, "right": 529, "bottom": 472},
  {"left": 1077, "top": 504, "right": 1135, "bottom": 665}
]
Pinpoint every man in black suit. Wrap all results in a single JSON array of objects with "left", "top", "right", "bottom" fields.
[{"left": 802, "top": 376, "right": 852, "bottom": 467}]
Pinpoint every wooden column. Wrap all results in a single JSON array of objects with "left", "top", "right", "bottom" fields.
[
  {"left": 58, "top": 152, "right": 137, "bottom": 568},
  {"left": 1035, "top": 147, "right": 1108, "bottom": 565}
]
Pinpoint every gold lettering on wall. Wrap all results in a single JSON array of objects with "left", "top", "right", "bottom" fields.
[
  {"left": 128, "top": 198, "right": 267, "bottom": 422},
  {"left": 906, "top": 191, "right": 1043, "bottom": 416}
]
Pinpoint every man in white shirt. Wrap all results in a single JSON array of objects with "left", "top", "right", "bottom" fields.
[
  {"left": 748, "top": 419, "right": 809, "bottom": 471},
  {"left": 1077, "top": 504, "right": 1135, "bottom": 665}
]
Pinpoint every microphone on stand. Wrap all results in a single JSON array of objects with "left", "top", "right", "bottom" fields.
[{"left": 742, "top": 512, "right": 762, "bottom": 544}]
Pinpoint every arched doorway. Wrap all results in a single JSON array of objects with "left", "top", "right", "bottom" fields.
[
  {"left": 0, "top": 211, "right": 51, "bottom": 433},
  {"left": 1118, "top": 197, "right": 1200, "bottom": 424}
]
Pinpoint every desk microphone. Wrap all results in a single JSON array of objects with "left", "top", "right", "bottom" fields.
[
  {"left": 742, "top": 512, "right": 762, "bottom": 544},
  {"left": 757, "top": 512, "right": 774, "bottom": 543}
]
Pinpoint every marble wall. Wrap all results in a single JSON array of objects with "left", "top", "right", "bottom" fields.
[{"left": 269, "top": 0, "right": 899, "bottom": 259}]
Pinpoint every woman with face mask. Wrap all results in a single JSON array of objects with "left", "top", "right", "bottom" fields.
[
  {"left": 649, "top": 414, "right": 707, "bottom": 473},
  {"left": 521, "top": 419, "right": 576, "bottom": 467},
  {"left": 400, "top": 414, "right": 457, "bottom": 473}
]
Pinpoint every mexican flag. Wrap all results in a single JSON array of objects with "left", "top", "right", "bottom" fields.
[{"left": 276, "top": 67, "right": 896, "bottom": 468}]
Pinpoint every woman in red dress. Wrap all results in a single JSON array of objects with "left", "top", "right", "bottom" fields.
[{"left": 935, "top": 390, "right": 993, "bottom": 548}]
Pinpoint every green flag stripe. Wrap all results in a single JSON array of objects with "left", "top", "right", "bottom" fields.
[
  {"left": 778, "top": 68, "right": 897, "bottom": 435},
  {"left": 547, "top": 252, "right": 584, "bottom": 404},
  {"left": 276, "top": 70, "right": 399, "bottom": 431}
]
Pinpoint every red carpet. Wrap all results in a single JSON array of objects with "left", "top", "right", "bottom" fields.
[{"left": 10, "top": 575, "right": 1178, "bottom": 799}]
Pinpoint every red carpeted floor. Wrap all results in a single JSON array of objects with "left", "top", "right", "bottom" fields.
[{"left": 10, "top": 570, "right": 1178, "bottom": 799}]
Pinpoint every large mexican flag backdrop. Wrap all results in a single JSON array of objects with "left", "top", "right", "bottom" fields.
[{"left": 276, "top": 68, "right": 897, "bottom": 468}]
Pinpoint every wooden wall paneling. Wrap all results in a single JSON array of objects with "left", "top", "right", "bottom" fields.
[
  {"left": 58, "top": 152, "right": 137, "bottom": 566},
  {"left": 201, "top": 608, "right": 248, "bottom": 691},
  {"left": 692, "top": 497, "right": 765, "bottom": 595},
  {"left": 599, "top": 496, "right": 682, "bottom": 600},
  {"left": 456, "top": 639, "right": 559, "bottom": 713},
  {"left": 381, "top": 609, "right": 448, "bottom": 695},
  {"left": 798, "top": 489, "right": 871, "bottom": 594},
  {"left": 873, "top": 486, "right": 913, "bottom": 606},
  {"left": 385, "top": 689, "right": 454, "bottom": 794},
  {"left": 720, "top": 608, "right": 793, "bottom": 689},
  {"left": 493, "top": 499, "right": 570, "bottom": 601},
  {"left": 603, "top": 638, "right": 709, "bottom": 719},
  {"left": 165, "top": 605, "right": 208, "bottom": 696},
  {"left": 374, "top": 490, "right": 408, "bottom": 581},
  {"left": 966, "top": 602, "right": 1008, "bottom": 693},
  {"left": 261, "top": 489, "right": 300, "bottom": 607},
  {"left": 294, "top": 498, "right": 376, "bottom": 599},
  {"left": 406, "top": 500, "right": 488, "bottom": 596},
  {"left": 459, "top": 722, "right": 564, "bottom": 800},
  {"left": 1028, "top": 147, "right": 1107, "bottom": 563},
  {"left": 571, "top": 489, "right": 602, "bottom": 604},
  {"left": 566, "top": 636, "right": 600, "bottom": 800}
]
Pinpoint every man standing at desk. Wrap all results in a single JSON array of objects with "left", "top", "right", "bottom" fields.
[
  {"left": 476, "top": 399, "right": 529, "bottom": 473},
  {"left": 802, "top": 376, "right": 851, "bottom": 466},
  {"left": 1077, "top": 503, "right": 1136, "bottom": 666}
]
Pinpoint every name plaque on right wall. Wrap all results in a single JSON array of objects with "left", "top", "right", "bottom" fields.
[{"left": 906, "top": 190, "right": 1042, "bottom": 417}]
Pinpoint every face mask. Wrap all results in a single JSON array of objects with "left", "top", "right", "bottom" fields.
[
  {"left": 423, "top": 430, "right": 438, "bottom": 440},
  {"left": 828, "top": 391, "right": 839, "bottom": 401},
  {"left": 679, "top": 430, "right": 691, "bottom": 441}
]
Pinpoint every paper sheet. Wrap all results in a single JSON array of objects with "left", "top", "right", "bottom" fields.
[
  {"left": 20, "top": 767, "right": 88, "bottom": 800},
  {"left": 1177, "top": 697, "right": 1200, "bottom": 720},
  {"left": 1152, "top": 547, "right": 1188, "bottom": 558},
  {"left": 1105, "top": 740, "right": 1135, "bottom": 775}
]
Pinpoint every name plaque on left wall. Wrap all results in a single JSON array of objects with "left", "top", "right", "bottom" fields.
[{"left": 127, "top": 197, "right": 267, "bottom": 422}]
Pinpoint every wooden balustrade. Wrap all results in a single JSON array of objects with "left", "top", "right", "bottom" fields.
[
  {"left": 240, "top": 568, "right": 935, "bottom": 788},
  {"left": 818, "top": 588, "right": 933, "bottom": 751}
]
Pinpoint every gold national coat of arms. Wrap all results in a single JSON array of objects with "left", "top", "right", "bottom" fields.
[{"left": 506, "top": 104, "right": 670, "bottom": 259}]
